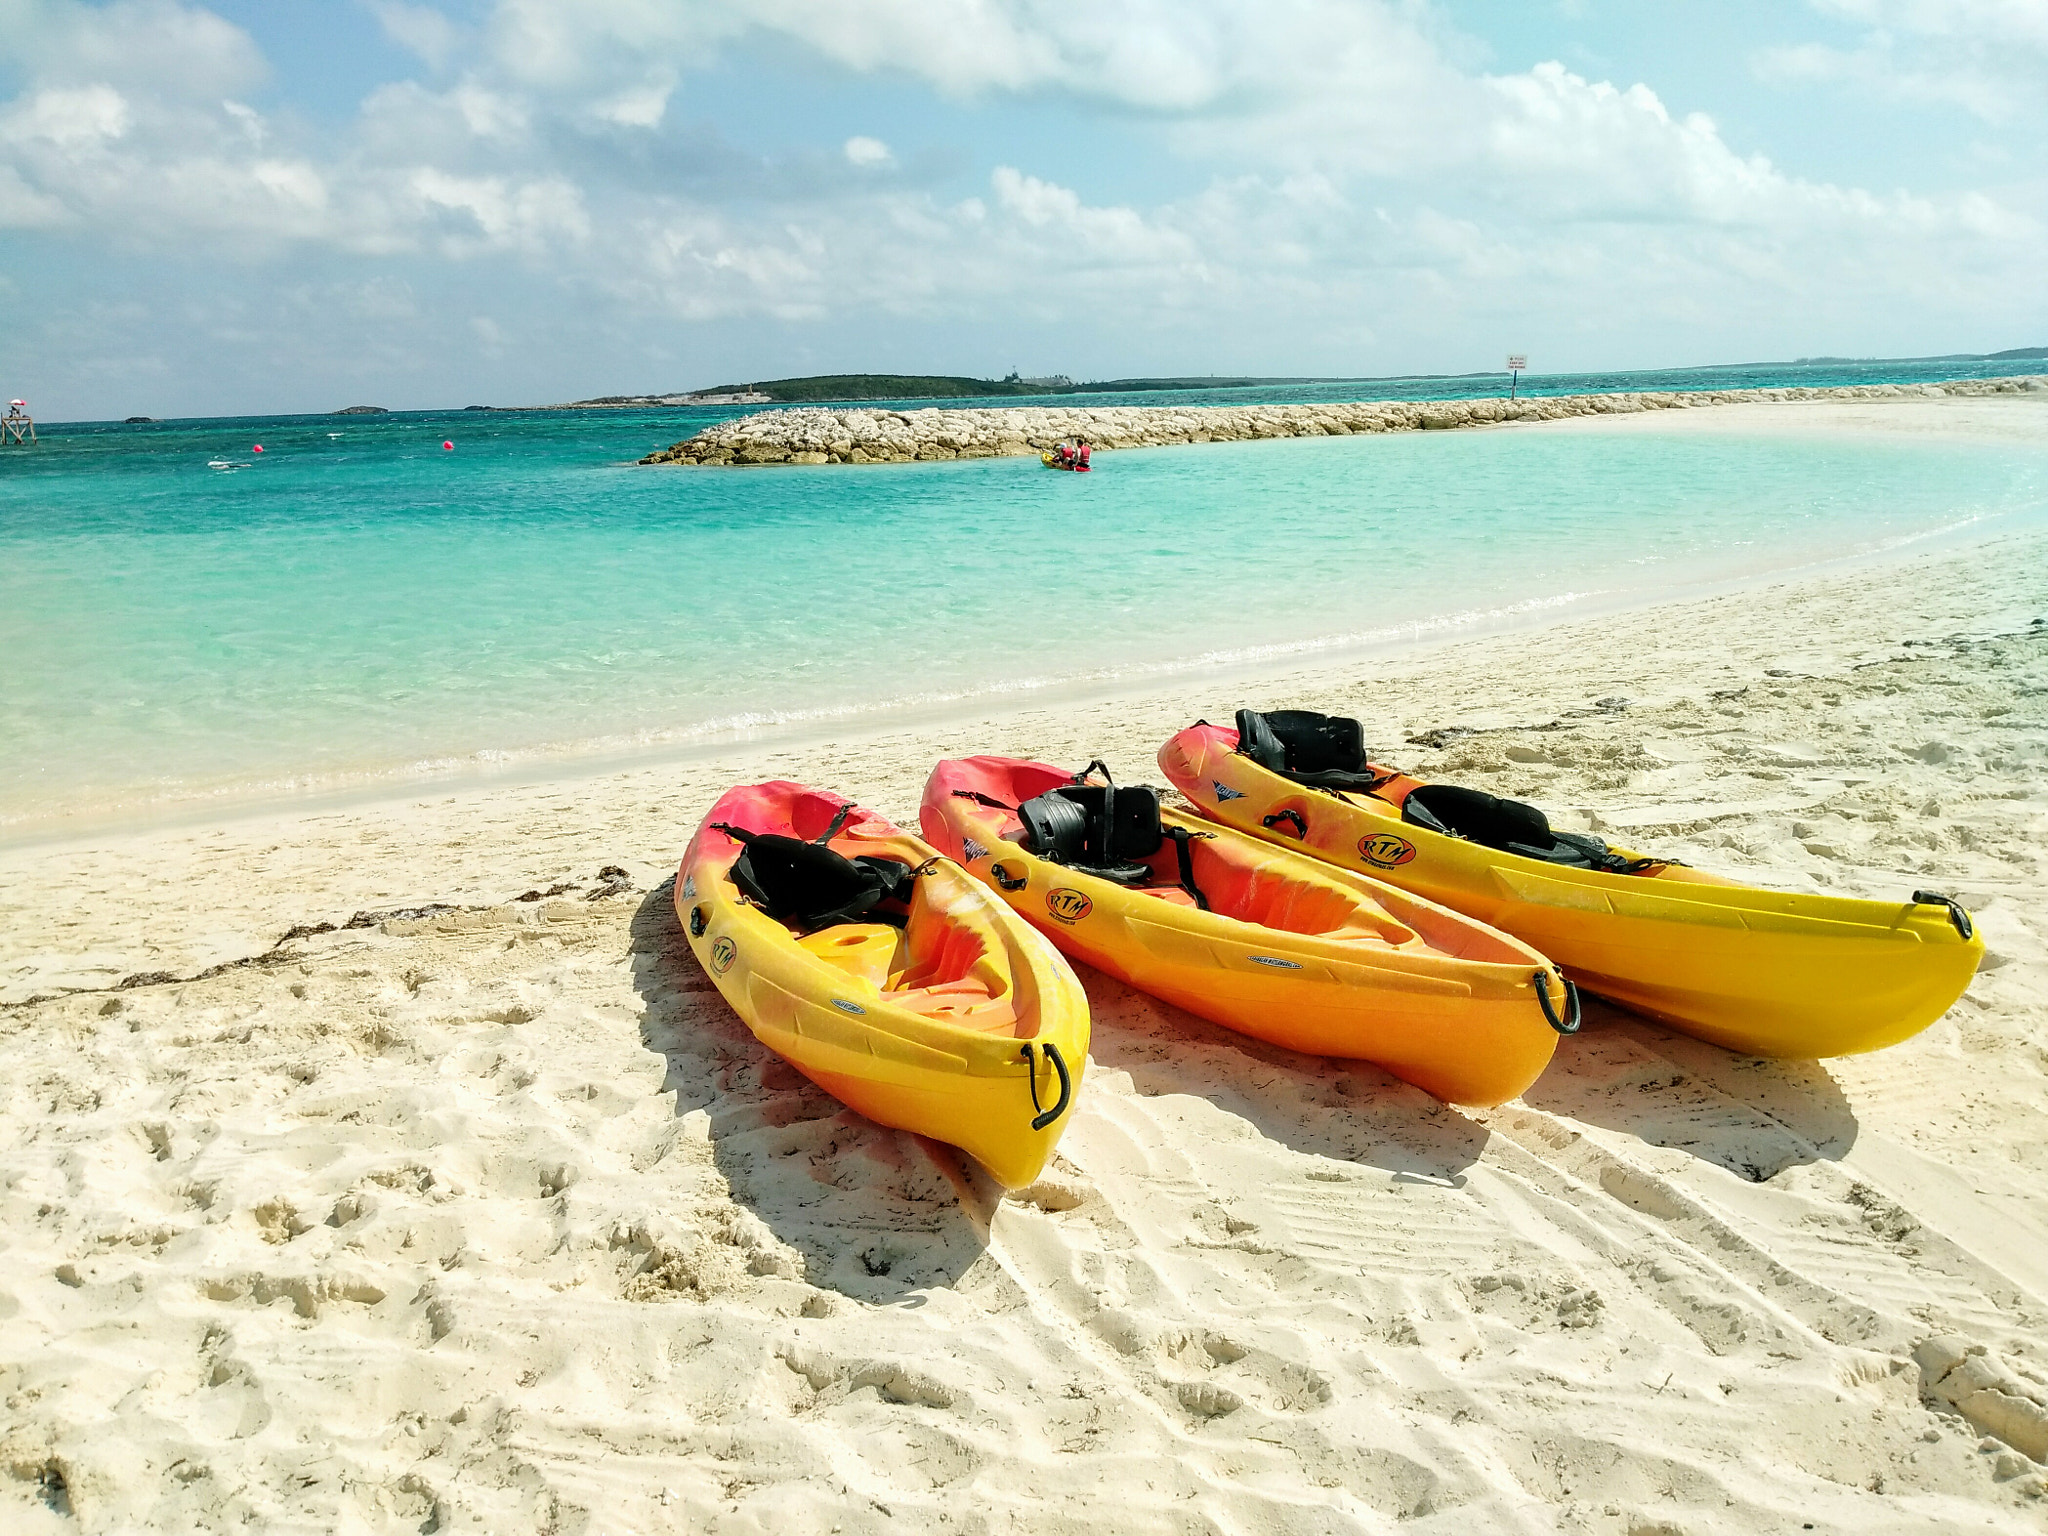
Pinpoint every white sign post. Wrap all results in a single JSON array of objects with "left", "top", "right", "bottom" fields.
[{"left": 1506, "top": 354, "right": 1527, "bottom": 400}]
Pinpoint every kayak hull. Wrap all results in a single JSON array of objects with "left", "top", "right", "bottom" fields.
[
  {"left": 922, "top": 757, "right": 1568, "bottom": 1106},
  {"left": 680, "top": 782, "right": 1089, "bottom": 1188},
  {"left": 1159, "top": 723, "right": 1984, "bottom": 1058}
]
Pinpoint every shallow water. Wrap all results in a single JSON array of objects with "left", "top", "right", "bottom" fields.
[{"left": 4, "top": 377, "right": 2045, "bottom": 833}]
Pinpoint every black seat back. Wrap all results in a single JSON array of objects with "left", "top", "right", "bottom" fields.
[
  {"left": 1234, "top": 708, "right": 1380, "bottom": 789},
  {"left": 1017, "top": 783, "right": 1163, "bottom": 885},
  {"left": 1402, "top": 784, "right": 1552, "bottom": 851},
  {"left": 716, "top": 818, "right": 914, "bottom": 930},
  {"left": 1401, "top": 784, "right": 1650, "bottom": 872}
]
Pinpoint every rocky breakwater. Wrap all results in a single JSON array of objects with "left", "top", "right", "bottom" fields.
[{"left": 639, "top": 376, "right": 2048, "bottom": 467}]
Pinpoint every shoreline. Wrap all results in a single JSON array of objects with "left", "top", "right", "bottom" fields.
[
  {"left": 640, "top": 372, "right": 2048, "bottom": 466},
  {"left": 5, "top": 507, "right": 2043, "bottom": 995}
]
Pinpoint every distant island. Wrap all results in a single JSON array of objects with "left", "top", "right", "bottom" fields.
[
  {"left": 1789, "top": 346, "right": 2048, "bottom": 365},
  {"left": 541, "top": 373, "right": 1390, "bottom": 410},
  {"left": 494, "top": 348, "right": 2048, "bottom": 412},
  {"left": 680, "top": 373, "right": 1377, "bottom": 403},
  {"left": 333, "top": 405, "right": 389, "bottom": 415}
]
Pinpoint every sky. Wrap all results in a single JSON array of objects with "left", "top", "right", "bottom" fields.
[{"left": 1, "top": 0, "right": 2045, "bottom": 419}]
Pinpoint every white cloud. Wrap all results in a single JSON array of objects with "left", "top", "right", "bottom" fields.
[
  {"left": 6, "top": 84, "right": 132, "bottom": 148},
  {"left": 0, "top": 163, "right": 71, "bottom": 227},
  {"left": 369, "top": 1, "right": 465, "bottom": 70},
  {"left": 1756, "top": 0, "right": 2048, "bottom": 123},
  {"left": 843, "top": 135, "right": 893, "bottom": 167}
]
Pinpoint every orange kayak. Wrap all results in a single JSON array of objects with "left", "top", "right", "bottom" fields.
[
  {"left": 679, "top": 781, "right": 1089, "bottom": 1187},
  {"left": 920, "top": 755, "right": 1575, "bottom": 1106}
]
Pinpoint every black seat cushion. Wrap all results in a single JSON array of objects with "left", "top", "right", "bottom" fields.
[
  {"left": 728, "top": 835, "right": 913, "bottom": 928},
  {"left": 1402, "top": 784, "right": 1645, "bottom": 872},
  {"left": 1235, "top": 708, "right": 1382, "bottom": 790}
]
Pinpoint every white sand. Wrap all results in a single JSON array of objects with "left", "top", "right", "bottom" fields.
[{"left": 3, "top": 398, "right": 2047, "bottom": 1532}]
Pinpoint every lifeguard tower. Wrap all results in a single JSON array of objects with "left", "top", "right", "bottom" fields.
[{"left": 2, "top": 399, "right": 33, "bottom": 445}]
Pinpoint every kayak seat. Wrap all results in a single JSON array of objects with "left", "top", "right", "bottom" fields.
[
  {"left": 1236, "top": 708, "right": 1383, "bottom": 791},
  {"left": 716, "top": 821, "right": 918, "bottom": 931},
  {"left": 1018, "top": 782, "right": 1162, "bottom": 886},
  {"left": 1402, "top": 784, "right": 1652, "bottom": 873}
]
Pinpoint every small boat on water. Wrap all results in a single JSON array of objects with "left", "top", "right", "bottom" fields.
[
  {"left": 922, "top": 755, "right": 1575, "bottom": 1107},
  {"left": 679, "top": 781, "right": 1089, "bottom": 1187},
  {"left": 1161, "top": 710, "right": 1985, "bottom": 1059}
]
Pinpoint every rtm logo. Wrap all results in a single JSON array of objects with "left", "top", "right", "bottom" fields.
[
  {"left": 1358, "top": 832, "right": 1417, "bottom": 869},
  {"left": 708, "top": 936, "right": 738, "bottom": 974},
  {"left": 1046, "top": 888, "right": 1094, "bottom": 924}
]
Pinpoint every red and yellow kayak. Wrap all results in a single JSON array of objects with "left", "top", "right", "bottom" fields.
[
  {"left": 1160, "top": 714, "right": 1984, "bottom": 1058},
  {"left": 920, "top": 756, "right": 1576, "bottom": 1106},
  {"left": 679, "top": 781, "right": 1089, "bottom": 1187}
]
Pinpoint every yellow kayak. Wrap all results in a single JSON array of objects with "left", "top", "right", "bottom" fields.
[
  {"left": 1160, "top": 712, "right": 1985, "bottom": 1059},
  {"left": 679, "top": 780, "right": 1089, "bottom": 1188},
  {"left": 921, "top": 755, "right": 1577, "bottom": 1107}
]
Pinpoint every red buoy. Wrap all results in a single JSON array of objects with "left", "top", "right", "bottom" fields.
[
  {"left": 443, "top": 440, "right": 453, "bottom": 451},
  {"left": 253, "top": 444, "right": 263, "bottom": 453}
]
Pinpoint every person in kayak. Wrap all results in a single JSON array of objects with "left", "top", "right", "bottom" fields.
[
  {"left": 1055, "top": 441, "right": 1075, "bottom": 468},
  {"left": 1076, "top": 440, "right": 1091, "bottom": 469}
]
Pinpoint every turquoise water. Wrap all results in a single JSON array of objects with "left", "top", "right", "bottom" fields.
[{"left": 4, "top": 384, "right": 2045, "bottom": 834}]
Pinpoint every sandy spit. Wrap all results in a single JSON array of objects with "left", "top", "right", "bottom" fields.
[{"left": 2, "top": 398, "right": 2047, "bottom": 1533}]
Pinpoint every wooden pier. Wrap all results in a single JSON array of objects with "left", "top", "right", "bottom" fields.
[{"left": 3, "top": 408, "right": 34, "bottom": 445}]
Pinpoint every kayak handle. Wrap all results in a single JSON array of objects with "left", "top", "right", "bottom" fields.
[
  {"left": 688, "top": 905, "right": 708, "bottom": 938},
  {"left": 990, "top": 862, "right": 1027, "bottom": 893},
  {"left": 1020, "top": 1041, "right": 1072, "bottom": 1131},
  {"left": 1911, "top": 890, "right": 1973, "bottom": 942},
  {"left": 1261, "top": 809, "right": 1308, "bottom": 839},
  {"left": 1534, "top": 970, "right": 1581, "bottom": 1035}
]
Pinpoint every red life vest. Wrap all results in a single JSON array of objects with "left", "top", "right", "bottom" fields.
[{"left": 1077, "top": 443, "right": 1091, "bottom": 466}]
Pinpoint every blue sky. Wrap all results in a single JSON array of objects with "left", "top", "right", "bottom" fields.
[{"left": 2, "top": 0, "right": 2044, "bottom": 419}]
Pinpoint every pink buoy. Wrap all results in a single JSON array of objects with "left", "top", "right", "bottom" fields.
[
  {"left": 253, "top": 444, "right": 263, "bottom": 453},
  {"left": 443, "top": 440, "right": 453, "bottom": 451}
]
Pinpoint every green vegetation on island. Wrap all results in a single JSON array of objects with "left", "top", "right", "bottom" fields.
[{"left": 696, "top": 373, "right": 1369, "bottom": 403}]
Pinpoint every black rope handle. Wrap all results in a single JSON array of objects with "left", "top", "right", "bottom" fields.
[
  {"left": 989, "top": 862, "right": 1027, "bottom": 892},
  {"left": 815, "top": 802, "right": 856, "bottom": 844},
  {"left": 952, "top": 788, "right": 1015, "bottom": 811},
  {"left": 1911, "top": 890, "right": 1974, "bottom": 942},
  {"left": 1071, "top": 758, "right": 1114, "bottom": 786},
  {"left": 1262, "top": 808, "right": 1308, "bottom": 838},
  {"left": 1534, "top": 970, "right": 1582, "bottom": 1035},
  {"left": 1020, "top": 1041, "right": 1073, "bottom": 1131}
]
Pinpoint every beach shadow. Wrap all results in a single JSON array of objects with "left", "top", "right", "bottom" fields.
[
  {"left": 1520, "top": 992, "right": 1860, "bottom": 1182},
  {"left": 628, "top": 884, "right": 992, "bottom": 1304},
  {"left": 1070, "top": 963, "right": 1493, "bottom": 1182}
]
